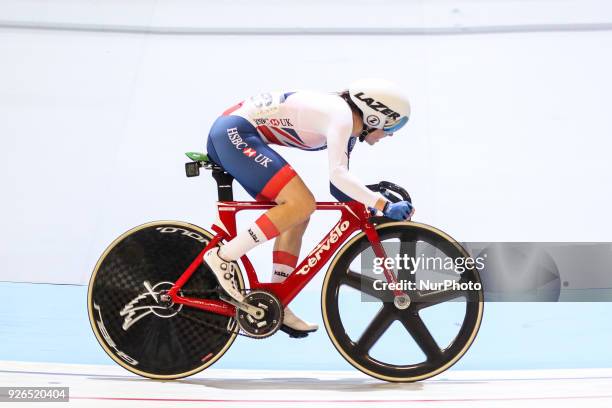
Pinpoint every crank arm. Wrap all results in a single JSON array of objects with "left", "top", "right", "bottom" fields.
[{"left": 220, "top": 296, "right": 265, "bottom": 319}]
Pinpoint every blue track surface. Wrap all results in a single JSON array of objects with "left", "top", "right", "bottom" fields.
[{"left": 1, "top": 282, "right": 611, "bottom": 370}]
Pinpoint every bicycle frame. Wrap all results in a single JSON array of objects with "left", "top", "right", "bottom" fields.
[{"left": 168, "top": 200, "right": 403, "bottom": 318}]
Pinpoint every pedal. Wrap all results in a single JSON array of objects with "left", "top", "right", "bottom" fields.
[{"left": 280, "top": 324, "right": 315, "bottom": 339}]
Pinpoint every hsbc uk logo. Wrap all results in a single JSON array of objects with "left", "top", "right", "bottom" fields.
[
  {"left": 227, "top": 127, "right": 273, "bottom": 167},
  {"left": 243, "top": 147, "right": 257, "bottom": 158},
  {"left": 243, "top": 147, "right": 273, "bottom": 167},
  {"left": 254, "top": 118, "right": 294, "bottom": 127}
]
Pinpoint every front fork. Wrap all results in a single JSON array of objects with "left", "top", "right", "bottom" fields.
[{"left": 362, "top": 218, "right": 408, "bottom": 301}]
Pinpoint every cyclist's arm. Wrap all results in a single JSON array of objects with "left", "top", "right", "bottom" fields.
[{"left": 327, "top": 122, "right": 386, "bottom": 210}]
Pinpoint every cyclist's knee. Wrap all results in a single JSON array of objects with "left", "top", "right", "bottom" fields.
[
  {"left": 276, "top": 177, "right": 315, "bottom": 219},
  {"left": 302, "top": 194, "right": 316, "bottom": 215},
  {"left": 279, "top": 196, "right": 314, "bottom": 221},
  {"left": 287, "top": 194, "right": 315, "bottom": 220}
]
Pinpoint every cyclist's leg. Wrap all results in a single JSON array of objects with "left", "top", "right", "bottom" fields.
[
  {"left": 204, "top": 115, "right": 315, "bottom": 301},
  {"left": 219, "top": 168, "right": 315, "bottom": 261},
  {"left": 270, "top": 218, "right": 319, "bottom": 334},
  {"left": 271, "top": 219, "right": 309, "bottom": 283}
]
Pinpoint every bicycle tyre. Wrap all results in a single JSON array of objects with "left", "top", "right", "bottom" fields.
[
  {"left": 87, "top": 221, "right": 242, "bottom": 379},
  {"left": 321, "top": 221, "right": 484, "bottom": 382}
]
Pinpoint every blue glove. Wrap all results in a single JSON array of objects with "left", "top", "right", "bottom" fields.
[{"left": 383, "top": 201, "right": 413, "bottom": 220}]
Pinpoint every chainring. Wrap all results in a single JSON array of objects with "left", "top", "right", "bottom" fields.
[{"left": 236, "top": 290, "right": 283, "bottom": 338}]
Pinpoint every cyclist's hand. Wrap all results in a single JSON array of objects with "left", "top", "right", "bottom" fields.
[{"left": 383, "top": 201, "right": 414, "bottom": 220}]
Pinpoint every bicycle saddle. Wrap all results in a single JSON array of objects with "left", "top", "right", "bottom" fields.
[{"left": 185, "top": 151, "right": 210, "bottom": 163}]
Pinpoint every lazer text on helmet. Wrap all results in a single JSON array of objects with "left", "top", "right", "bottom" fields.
[{"left": 353, "top": 92, "right": 400, "bottom": 121}]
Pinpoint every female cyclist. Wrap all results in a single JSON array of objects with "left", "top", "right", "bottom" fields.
[{"left": 203, "top": 78, "right": 413, "bottom": 337}]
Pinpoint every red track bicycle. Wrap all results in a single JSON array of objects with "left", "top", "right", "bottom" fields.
[{"left": 87, "top": 152, "right": 483, "bottom": 382}]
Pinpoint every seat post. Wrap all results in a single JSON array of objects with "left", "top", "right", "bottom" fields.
[{"left": 211, "top": 167, "right": 235, "bottom": 201}]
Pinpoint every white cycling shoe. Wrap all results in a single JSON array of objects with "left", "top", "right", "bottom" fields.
[
  {"left": 281, "top": 307, "right": 318, "bottom": 338},
  {"left": 203, "top": 247, "right": 244, "bottom": 303}
]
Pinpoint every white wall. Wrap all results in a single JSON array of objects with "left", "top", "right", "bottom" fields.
[
  {"left": 1, "top": 1, "right": 612, "bottom": 284},
  {"left": 2, "top": 0, "right": 612, "bottom": 30}
]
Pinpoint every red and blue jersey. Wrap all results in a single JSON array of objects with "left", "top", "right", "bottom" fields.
[{"left": 207, "top": 90, "right": 381, "bottom": 207}]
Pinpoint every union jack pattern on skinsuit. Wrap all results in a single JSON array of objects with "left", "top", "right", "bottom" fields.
[{"left": 257, "top": 125, "right": 327, "bottom": 151}]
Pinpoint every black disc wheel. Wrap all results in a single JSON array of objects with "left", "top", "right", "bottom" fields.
[
  {"left": 87, "top": 221, "right": 243, "bottom": 379},
  {"left": 321, "top": 221, "right": 484, "bottom": 382}
]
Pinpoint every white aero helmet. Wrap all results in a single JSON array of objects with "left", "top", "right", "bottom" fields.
[{"left": 348, "top": 78, "right": 410, "bottom": 134}]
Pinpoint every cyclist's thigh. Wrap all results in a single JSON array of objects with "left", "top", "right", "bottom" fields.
[
  {"left": 207, "top": 115, "right": 297, "bottom": 201},
  {"left": 275, "top": 175, "right": 315, "bottom": 206}
]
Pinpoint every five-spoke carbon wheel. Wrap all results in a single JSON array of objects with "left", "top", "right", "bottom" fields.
[
  {"left": 88, "top": 221, "right": 243, "bottom": 380},
  {"left": 321, "top": 221, "right": 484, "bottom": 382}
]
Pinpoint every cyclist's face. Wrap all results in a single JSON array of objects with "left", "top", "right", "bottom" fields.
[{"left": 364, "top": 129, "right": 391, "bottom": 145}]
